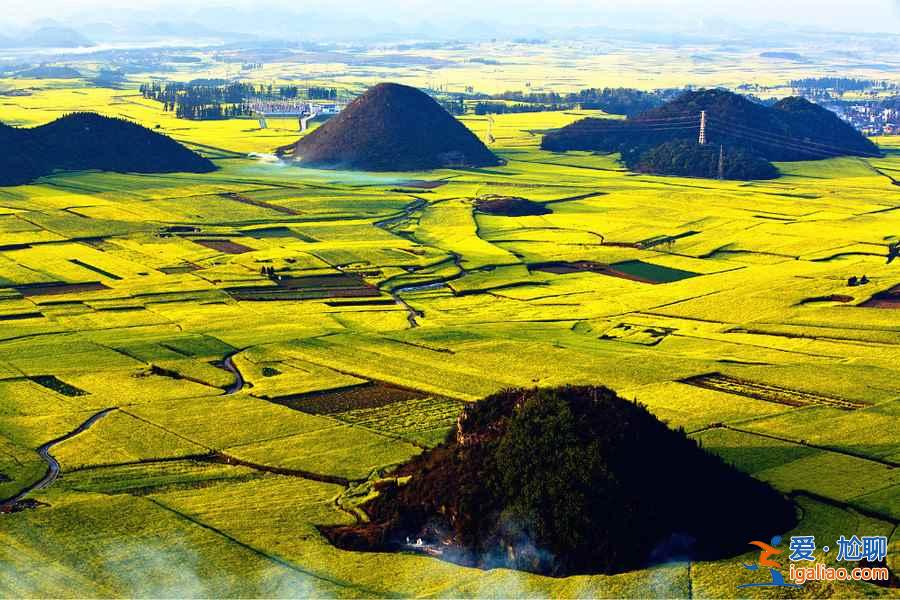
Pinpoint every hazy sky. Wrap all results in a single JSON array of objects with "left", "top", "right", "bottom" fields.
[{"left": 6, "top": 0, "right": 900, "bottom": 35}]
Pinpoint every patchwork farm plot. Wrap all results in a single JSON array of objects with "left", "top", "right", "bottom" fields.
[{"left": 0, "top": 79, "right": 899, "bottom": 597}]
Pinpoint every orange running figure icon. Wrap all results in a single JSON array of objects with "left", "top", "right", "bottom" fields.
[
  {"left": 748, "top": 539, "right": 782, "bottom": 568},
  {"left": 737, "top": 535, "right": 802, "bottom": 589}
]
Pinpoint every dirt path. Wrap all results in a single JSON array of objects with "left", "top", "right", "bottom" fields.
[
  {"left": 0, "top": 407, "right": 117, "bottom": 511},
  {"left": 222, "top": 354, "right": 245, "bottom": 395}
]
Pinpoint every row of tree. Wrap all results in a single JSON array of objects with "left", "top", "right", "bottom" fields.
[
  {"left": 472, "top": 101, "right": 559, "bottom": 115},
  {"left": 788, "top": 77, "right": 897, "bottom": 93},
  {"left": 139, "top": 81, "right": 339, "bottom": 120},
  {"left": 482, "top": 87, "right": 680, "bottom": 116}
]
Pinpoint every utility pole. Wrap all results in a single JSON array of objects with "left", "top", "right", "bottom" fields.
[
  {"left": 698, "top": 110, "right": 707, "bottom": 145},
  {"left": 718, "top": 144, "right": 725, "bottom": 180}
]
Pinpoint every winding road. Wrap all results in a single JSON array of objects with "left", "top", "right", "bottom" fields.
[
  {"left": 0, "top": 407, "right": 117, "bottom": 511},
  {"left": 222, "top": 353, "right": 245, "bottom": 395}
]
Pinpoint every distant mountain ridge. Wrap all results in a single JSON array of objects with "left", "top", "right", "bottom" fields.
[
  {"left": 541, "top": 89, "right": 881, "bottom": 180},
  {"left": 0, "top": 26, "right": 94, "bottom": 48},
  {"left": 0, "top": 113, "right": 215, "bottom": 186},
  {"left": 280, "top": 82, "right": 502, "bottom": 171}
]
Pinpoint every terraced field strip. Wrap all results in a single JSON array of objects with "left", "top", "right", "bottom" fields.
[
  {"left": 0, "top": 311, "right": 43, "bottom": 321},
  {"left": 13, "top": 282, "right": 109, "bottom": 296},
  {"left": 219, "top": 191, "right": 300, "bottom": 215},
  {"left": 637, "top": 230, "right": 700, "bottom": 249},
  {"left": 529, "top": 259, "right": 698, "bottom": 284},
  {"left": 265, "top": 380, "right": 463, "bottom": 447},
  {"left": 268, "top": 381, "right": 417, "bottom": 415},
  {"left": 226, "top": 274, "right": 381, "bottom": 301},
  {"left": 191, "top": 238, "right": 254, "bottom": 254},
  {"left": 680, "top": 372, "right": 868, "bottom": 410}
]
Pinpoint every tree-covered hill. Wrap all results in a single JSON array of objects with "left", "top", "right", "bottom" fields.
[
  {"left": 0, "top": 113, "right": 215, "bottom": 186},
  {"left": 322, "top": 385, "right": 796, "bottom": 576},
  {"left": 541, "top": 89, "right": 881, "bottom": 180},
  {"left": 281, "top": 82, "right": 502, "bottom": 171}
]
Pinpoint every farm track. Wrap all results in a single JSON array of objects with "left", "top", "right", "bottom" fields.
[
  {"left": 680, "top": 372, "right": 868, "bottom": 410},
  {"left": 373, "top": 198, "right": 438, "bottom": 327},
  {"left": 222, "top": 353, "right": 245, "bottom": 395},
  {"left": 0, "top": 407, "right": 117, "bottom": 511}
]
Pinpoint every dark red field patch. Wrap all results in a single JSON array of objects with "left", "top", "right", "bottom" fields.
[
  {"left": 799, "top": 294, "right": 854, "bottom": 305},
  {"left": 192, "top": 239, "right": 254, "bottom": 254},
  {"left": 269, "top": 381, "right": 425, "bottom": 414},
  {"left": 395, "top": 180, "right": 448, "bottom": 189},
  {"left": 860, "top": 284, "right": 900, "bottom": 308},
  {"left": 530, "top": 261, "right": 657, "bottom": 283},
  {"left": 226, "top": 273, "right": 381, "bottom": 301}
]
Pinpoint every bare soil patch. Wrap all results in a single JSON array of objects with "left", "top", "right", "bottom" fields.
[
  {"left": 396, "top": 180, "right": 448, "bottom": 189},
  {"left": 270, "top": 381, "right": 426, "bottom": 414},
  {"left": 227, "top": 273, "right": 380, "bottom": 301},
  {"left": 192, "top": 238, "right": 254, "bottom": 254},
  {"left": 799, "top": 294, "right": 854, "bottom": 305},
  {"left": 475, "top": 195, "right": 551, "bottom": 217},
  {"left": 30, "top": 375, "right": 88, "bottom": 397},
  {"left": 860, "top": 284, "right": 900, "bottom": 308}
]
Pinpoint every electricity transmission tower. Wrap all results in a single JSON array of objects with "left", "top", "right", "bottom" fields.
[
  {"left": 698, "top": 110, "right": 707, "bottom": 145},
  {"left": 718, "top": 144, "right": 725, "bottom": 180}
]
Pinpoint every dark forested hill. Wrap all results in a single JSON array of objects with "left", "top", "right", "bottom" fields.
[
  {"left": 321, "top": 386, "right": 796, "bottom": 576},
  {"left": 0, "top": 113, "right": 215, "bottom": 186},
  {"left": 281, "top": 82, "right": 501, "bottom": 171},
  {"left": 541, "top": 89, "right": 881, "bottom": 180}
]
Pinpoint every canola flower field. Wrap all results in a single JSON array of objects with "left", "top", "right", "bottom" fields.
[{"left": 0, "top": 79, "right": 898, "bottom": 597}]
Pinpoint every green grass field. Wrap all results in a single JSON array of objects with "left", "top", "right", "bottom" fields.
[{"left": 0, "top": 73, "right": 898, "bottom": 598}]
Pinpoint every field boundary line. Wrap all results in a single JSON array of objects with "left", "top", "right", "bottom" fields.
[
  {"left": 788, "top": 491, "right": 899, "bottom": 526},
  {"left": 143, "top": 497, "right": 393, "bottom": 597},
  {"left": 119, "top": 409, "right": 215, "bottom": 452},
  {"left": 694, "top": 424, "right": 899, "bottom": 469}
]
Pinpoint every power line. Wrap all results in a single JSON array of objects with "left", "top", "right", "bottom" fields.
[
  {"left": 706, "top": 115, "right": 881, "bottom": 157},
  {"left": 555, "top": 109, "right": 879, "bottom": 161},
  {"left": 579, "top": 115, "right": 698, "bottom": 125},
  {"left": 718, "top": 144, "right": 725, "bottom": 180},
  {"left": 707, "top": 119, "right": 858, "bottom": 156},
  {"left": 709, "top": 127, "right": 841, "bottom": 158},
  {"left": 557, "top": 121, "right": 698, "bottom": 132}
]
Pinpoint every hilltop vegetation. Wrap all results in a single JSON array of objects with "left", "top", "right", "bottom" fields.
[
  {"left": 0, "top": 113, "right": 214, "bottom": 185},
  {"left": 282, "top": 83, "right": 501, "bottom": 171},
  {"left": 635, "top": 140, "right": 778, "bottom": 179},
  {"left": 323, "top": 386, "right": 796, "bottom": 576},
  {"left": 542, "top": 89, "right": 881, "bottom": 179}
]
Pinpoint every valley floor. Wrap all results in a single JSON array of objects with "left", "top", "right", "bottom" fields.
[{"left": 0, "top": 90, "right": 898, "bottom": 597}]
